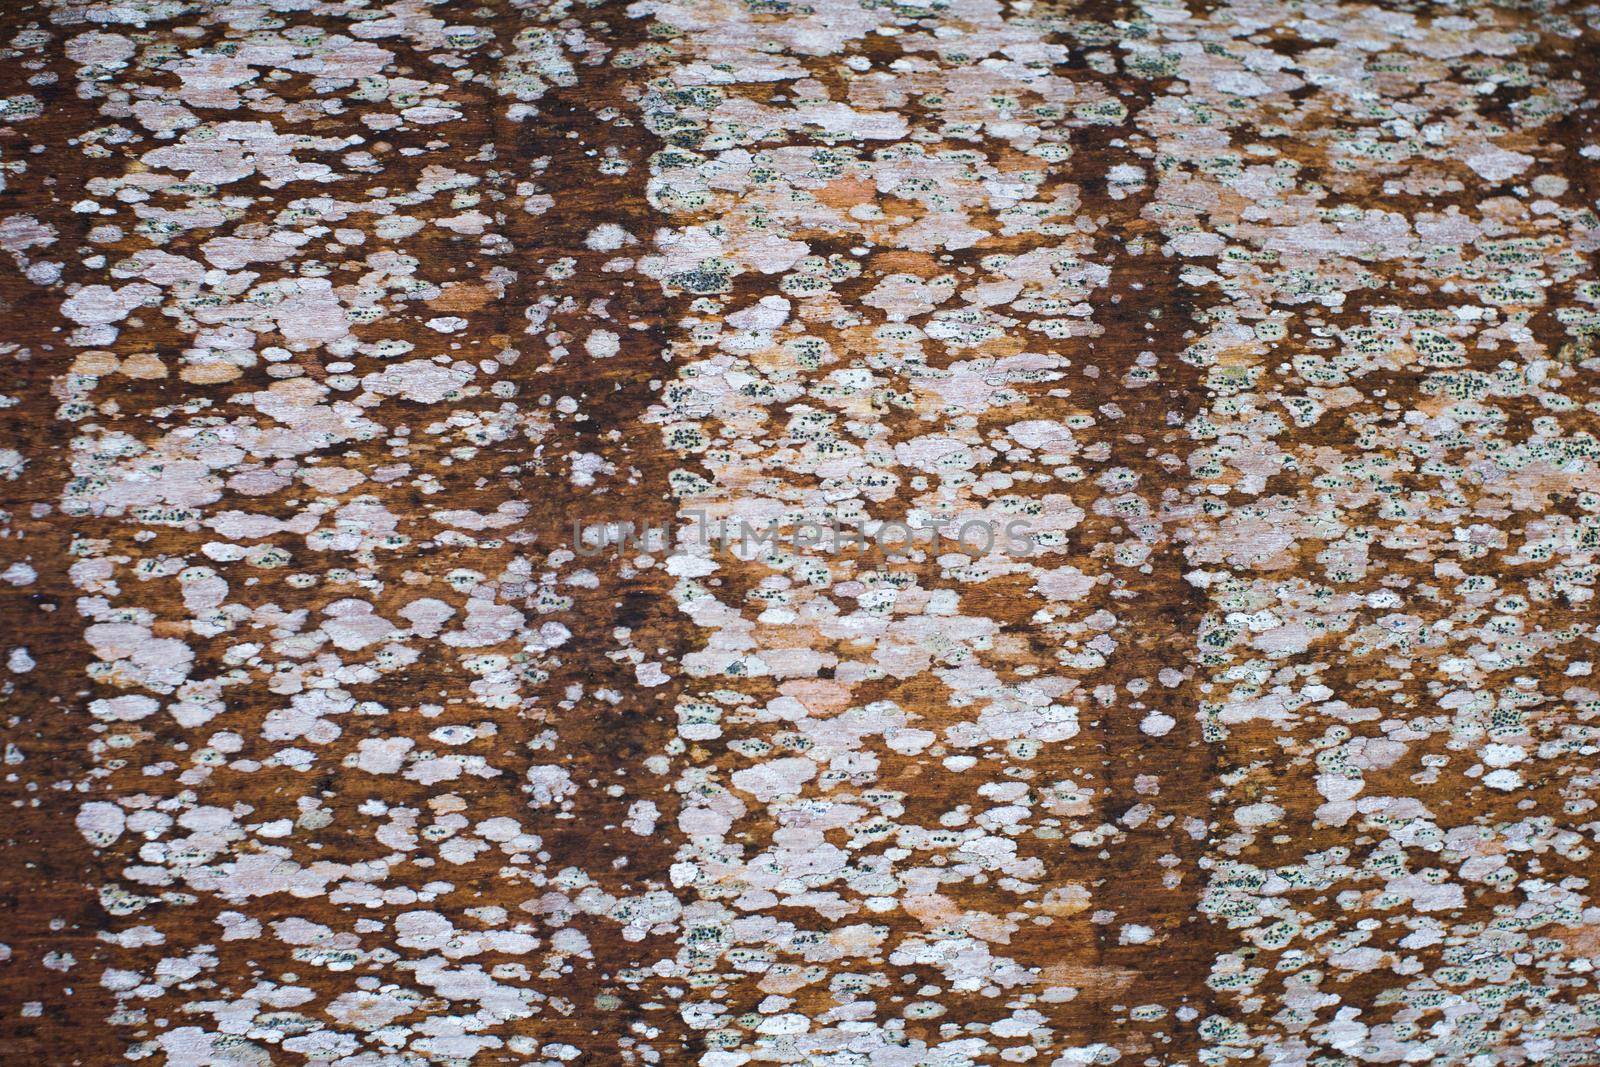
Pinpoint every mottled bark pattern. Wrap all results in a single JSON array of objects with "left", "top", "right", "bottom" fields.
[{"left": 2, "top": 1, "right": 1600, "bottom": 1065}]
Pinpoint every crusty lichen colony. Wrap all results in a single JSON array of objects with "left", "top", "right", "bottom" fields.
[{"left": 3, "top": 0, "right": 1600, "bottom": 1064}]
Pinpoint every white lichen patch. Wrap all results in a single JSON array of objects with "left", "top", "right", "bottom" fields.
[{"left": 3, "top": 0, "right": 1598, "bottom": 1064}]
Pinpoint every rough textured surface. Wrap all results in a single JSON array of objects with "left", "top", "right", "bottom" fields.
[{"left": 3, "top": 0, "right": 1600, "bottom": 1064}]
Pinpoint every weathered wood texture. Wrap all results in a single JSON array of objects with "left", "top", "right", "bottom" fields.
[{"left": 3, "top": 1, "right": 1600, "bottom": 1063}]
